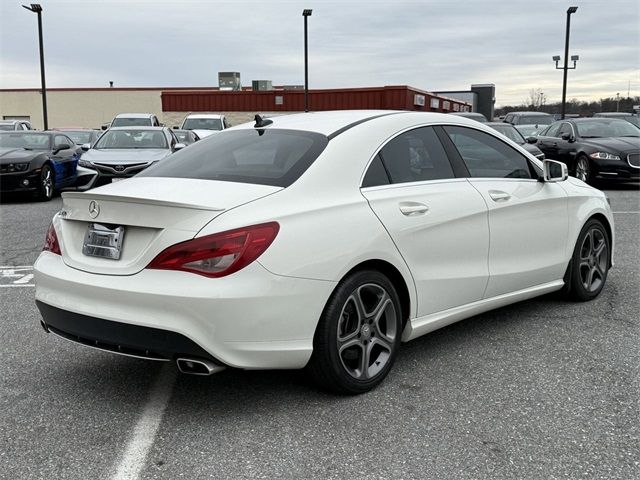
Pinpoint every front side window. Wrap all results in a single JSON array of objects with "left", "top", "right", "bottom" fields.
[
  {"left": 139, "top": 129, "right": 328, "bottom": 188},
  {"left": 541, "top": 123, "right": 561, "bottom": 138},
  {"left": 379, "top": 127, "right": 455, "bottom": 184},
  {"left": 444, "top": 126, "right": 533, "bottom": 179},
  {"left": 557, "top": 123, "right": 574, "bottom": 138}
]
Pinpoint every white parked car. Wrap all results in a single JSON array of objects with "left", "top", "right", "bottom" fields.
[
  {"left": 178, "top": 113, "right": 229, "bottom": 138},
  {"left": 34, "top": 111, "right": 614, "bottom": 394},
  {"left": 111, "top": 113, "right": 162, "bottom": 128}
]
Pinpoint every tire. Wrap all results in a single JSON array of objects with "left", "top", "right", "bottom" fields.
[
  {"left": 37, "top": 164, "right": 55, "bottom": 201},
  {"left": 307, "top": 270, "right": 402, "bottom": 394},
  {"left": 562, "top": 219, "right": 610, "bottom": 301},
  {"left": 574, "top": 154, "right": 591, "bottom": 184}
]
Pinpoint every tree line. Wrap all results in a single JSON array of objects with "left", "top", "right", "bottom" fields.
[{"left": 495, "top": 89, "right": 639, "bottom": 117}]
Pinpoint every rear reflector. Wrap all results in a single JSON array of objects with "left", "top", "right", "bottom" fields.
[
  {"left": 147, "top": 222, "right": 279, "bottom": 278},
  {"left": 43, "top": 222, "right": 62, "bottom": 255}
]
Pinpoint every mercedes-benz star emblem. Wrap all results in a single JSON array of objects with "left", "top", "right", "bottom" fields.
[{"left": 88, "top": 200, "right": 100, "bottom": 219}]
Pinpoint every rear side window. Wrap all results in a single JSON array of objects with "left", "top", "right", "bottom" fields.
[
  {"left": 444, "top": 126, "right": 533, "bottom": 179},
  {"left": 362, "top": 154, "right": 390, "bottom": 187},
  {"left": 379, "top": 127, "right": 454, "bottom": 184},
  {"left": 140, "top": 129, "right": 328, "bottom": 187}
]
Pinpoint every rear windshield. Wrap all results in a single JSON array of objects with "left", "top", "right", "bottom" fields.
[
  {"left": 182, "top": 118, "right": 222, "bottom": 130},
  {"left": 63, "top": 131, "right": 93, "bottom": 144},
  {"left": 517, "top": 115, "right": 553, "bottom": 125},
  {"left": 139, "top": 129, "right": 328, "bottom": 187}
]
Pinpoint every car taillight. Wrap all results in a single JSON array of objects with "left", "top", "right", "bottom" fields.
[
  {"left": 43, "top": 223, "right": 62, "bottom": 255},
  {"left": 147, "top": 222, "right": 279, "bottom": 278}
]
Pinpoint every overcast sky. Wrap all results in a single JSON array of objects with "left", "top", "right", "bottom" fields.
[{"left": 1, "top": 0, "right": 638, "bottom": 106}]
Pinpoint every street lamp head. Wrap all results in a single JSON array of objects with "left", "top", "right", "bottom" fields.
[
  {"left": 553, "top": 55, "right": 561, "bottom": 62},
  {"left": 302, "top": 9, "right": 312, "bottom": 17},
  {"left": 22, "top": 3, "right": 42, "bottom": 12},
  {"left": 571, "top": 55, "right": 579, "bottom": 61},
  {"left": 567, "top": 6, "right": 578, "bottom": 14}
]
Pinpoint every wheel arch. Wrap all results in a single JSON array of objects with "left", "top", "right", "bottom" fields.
[{"left": 342, "top": 259, "right": 412, "bottom": 328}]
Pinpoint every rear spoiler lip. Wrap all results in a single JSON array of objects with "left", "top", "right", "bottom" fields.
[{"left": 61, "top": 191, "right": 226, "bottom": 212}]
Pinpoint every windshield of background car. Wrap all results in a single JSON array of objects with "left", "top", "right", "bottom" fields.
[
  {"left": 111, "top": 117, "right": 152, "bottom": 127},
  {"left": 0, "top": 124, "right": 15, "bottom": 131},
  {"left": 0, "top": 132, "right": 50, "bottom": 149},
  {"left": 139, "top": 129, "right": 328, "bottom": 187},
  {"left": 93, "top": 130, "right": 168, "bottom": 149},
  {"left": 182, "top": 118, "right": 223, "bottom": 130},
  {"left": 576, "top": 120, "right": 640, "bottom": 138},
  {"left": 624, "top": 117, "right": 639, "bottom": 127},
  {"left": 516, "top": 125, "right": 539, "bottom": 137},
  {"left": 491, "top": 125, "right": 524, "bottom": 143},
  {"left": 518, "top": 115, "right": 553, "bottom": 125},
  {"left": 63, "top": 131, "right": 93, "bottom": 144}
]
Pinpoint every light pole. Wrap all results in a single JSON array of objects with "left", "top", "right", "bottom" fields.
[
  {"left": 302, "top": 9, "right": 312, "bottom": 112},
  {"left": 22, "top": 4, "right": 48, "bottom": 130},
  {"left": 616, "top": 92, "right": 620, "bottom": 112},
  {"left": 553, "top": 6, "right": 579, "bottom": 120}
]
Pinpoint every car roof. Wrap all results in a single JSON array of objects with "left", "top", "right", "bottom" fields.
[
  {"left": 231, "top": 110, "right": 497, "bottom": 137},
  {"left": 50, "top": 128, "right": 96, "bottom": 131},
  {"left": 594, "top": 112, "right": 633, "bottom": 116},
  {"left": 184, "top": 114, "right": 223, "bottom": 119},
  {"left": 568, "top": 118, "right": 621, "bottom": 123},
  {"left": 107, "top": 126, "right": 167, "bottom": 131},
  {"left": 486, "top": 122, "right": 511, "bottom": 127},
  {"left": 0, "top": 130, "right": 51, "bottom": 135},
  {"left": 508, "top": 111, "right": 552, "bottom": 116},
  {"left": 113, "top": 113, "right": 155, "bottom": 118}
]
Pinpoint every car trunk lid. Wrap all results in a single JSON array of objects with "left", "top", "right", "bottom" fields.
[{"left": 57, "top": 177, "right": 281, "bottom": 275}]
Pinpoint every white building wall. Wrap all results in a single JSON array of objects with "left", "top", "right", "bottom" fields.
[{"left": 0, "top": 90, "right": 164, "bottom": 129}]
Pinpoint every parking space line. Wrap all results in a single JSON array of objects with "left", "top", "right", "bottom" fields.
[
  {"left": 612, "top": 211, "right": 640, "bottom": 214},
  {"left": 112, "top": 365, "right": 176, "bottom": 480}
]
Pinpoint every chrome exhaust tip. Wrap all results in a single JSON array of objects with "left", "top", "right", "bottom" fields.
[{"left": 176, "top": 357, "right": 226, "bottom": 376}]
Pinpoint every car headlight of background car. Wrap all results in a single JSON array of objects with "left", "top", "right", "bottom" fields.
[
  {"left": 78, "top": 159, "right": 94, "bottom": 168},
  {"left": 4, "top": 163, "right": 30, "bottom": 172},
  {"left": 590, "top": 152, "right": 620, "bottom": 161}
]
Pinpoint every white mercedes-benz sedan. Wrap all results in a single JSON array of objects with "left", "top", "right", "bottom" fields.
[{"left": 34, "top": 110, "right": 614, "bottom": 394}]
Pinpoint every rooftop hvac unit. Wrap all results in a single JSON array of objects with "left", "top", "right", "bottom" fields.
[
  {"left": 413, "top": 94, "right": 425, "bottom": 107},
  {"left": 252, "top": 80, "right": 273, "bottom": 91},
  {"left": 218, "top": 72, "right": 241, "bottom": 91}
]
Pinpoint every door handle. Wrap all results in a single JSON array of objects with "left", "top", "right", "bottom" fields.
[
  {"left": 488, "top": 190, "right": 511, "bottom": 202},
  {"left": 399, "top": 202, "right": 429, "bottom": 216}
]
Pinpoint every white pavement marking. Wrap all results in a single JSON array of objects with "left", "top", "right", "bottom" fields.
[
  {"left": 0, "top": 266, "right": 35, "bottom": 287},
  {"left": 13, "top": 274, "right": 34, "bottom": 284},
  {"left": 112, "top": 365, "right": 177, "bottom": 480},
  {"left": 612, "top": 211, "right": 640, "bottom": 214}
]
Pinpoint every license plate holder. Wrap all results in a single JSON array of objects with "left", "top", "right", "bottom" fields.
[{"left": 82, "top": 223, "right": 125, "bottom": 260}]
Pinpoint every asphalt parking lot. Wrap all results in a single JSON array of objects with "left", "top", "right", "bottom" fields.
[{"left": 1, "top": 183, "right": 638, "bottom": 480}]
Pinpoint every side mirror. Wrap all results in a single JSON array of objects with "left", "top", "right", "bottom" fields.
[
  {"left": 560, "top": 133, "right": 575, "bottom": 142},
  {"left": 174, "top": 143, "right": 186, "bottom": 151},
  {"left": 81, "top": 143, "right": 91, "bottom": 151},
  {"left": 543, "top": 159, "right": 568, "bottom": 182},
  {"left": 172, "top": 126, "right": 179, "bottom": 130},
  {"left": 53, "top": 143, "right": 71, "bottom": 154},
  {"left": 526, "top": 136, "right": 538, "bottom": 144}
]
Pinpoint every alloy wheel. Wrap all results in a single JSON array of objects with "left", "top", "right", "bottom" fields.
[
  {"left": 336, "top": 283, "right": 397, "bottom": 380},
  {"left": 575, "top": 157, "right": 589, "bottom": 182},
  {"left": 42, "top": 167, "right": 53, "bottom": 198},
  {"left": 578, "top": 227, "right": 608, "bottom": 292}
]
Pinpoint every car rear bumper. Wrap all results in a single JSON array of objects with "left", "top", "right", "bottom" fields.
[{"left": 34, "top": 252, "right": 336, "bottom": 369}]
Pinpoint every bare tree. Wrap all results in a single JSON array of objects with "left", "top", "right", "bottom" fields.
[{"left": 524, "top": 88, "right": 544, "bottom": 109}]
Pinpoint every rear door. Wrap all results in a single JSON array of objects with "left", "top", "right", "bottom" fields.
[
  {"left": 442, "top": 126, "right": 569, "bottom": 298},
  {"left": 361, "top": 126, "right": 489, "bottom": 316}
]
